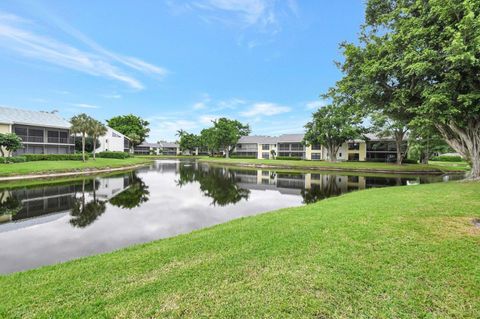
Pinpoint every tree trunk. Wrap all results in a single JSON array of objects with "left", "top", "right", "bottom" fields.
[
  {"left": 394, "top": 130, "right": 406, "bottom": 165},
  {"left": 327, "top": 143, "right": 340, "bottom": 162},
  {"left": 82, "top": 133, "right": 86, "bottom": 162},
  {"left": 225, "top": 147, "right": 229, "bottom": 158},
  {"left": 93, "top": 136, "right": 97, "bottom": 160},
  {"left": 436, "top": 119, "right": 480, "bottom": 179}
]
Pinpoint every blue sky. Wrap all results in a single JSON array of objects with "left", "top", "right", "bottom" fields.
[{"left": 0, "top": 0, "right": 364, "bottom": 142}]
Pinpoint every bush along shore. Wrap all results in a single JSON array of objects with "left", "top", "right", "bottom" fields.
[{"left": 0, "top": 181, "right": 478, "bottom": 318}]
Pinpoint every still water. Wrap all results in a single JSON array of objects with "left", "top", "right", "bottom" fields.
[{"left": 0, "top": 160, "right": 462, "bottom": 274}]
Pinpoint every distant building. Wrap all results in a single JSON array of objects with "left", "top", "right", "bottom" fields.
[
  {"left": 96, "top": 126, "right": 131, "bottom": 153},
  {"left": 233, "top": 132, "right": 406, "bottom": 162},
  {"left": 133, "top": 141, "right": 180, "bottom": 155},
  {"left": 0, "top": 106, "right": 74, "bottom": 156}
]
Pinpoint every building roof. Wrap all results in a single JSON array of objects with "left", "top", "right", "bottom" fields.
[
  {"left": 136, "top": 142, "right": 161, "bottom": 148},
  {"left": 160, "top": 141, "right": 179, "bottom": 148},
  {"left": 237, "top": 135, "right": 278, "bottom": 144},
  {"left": 0, "top": 106, "right": 71, "bottom": 129},
  {"left": 107, "top": 126, "right": 130, "bottom": 140},
  {"left": 278, "top": 133, "right": 305, "bottom": 143}
]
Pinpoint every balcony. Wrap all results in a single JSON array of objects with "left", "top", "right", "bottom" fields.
[
  {"left": 18, "top": 135, "right": 44, "bottom": 143},
  {"left": 47, "top": 137, "right": 74, "bottom": 144}
]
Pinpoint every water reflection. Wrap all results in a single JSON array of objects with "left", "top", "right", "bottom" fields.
[
  {"left": 0, "top": 160, "right": 463, "bottom": 273},
  {"left": 177, "top": 164, "right": 250, "bottom": 206}
]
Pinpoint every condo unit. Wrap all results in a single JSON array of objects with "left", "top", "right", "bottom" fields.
[
  {"left": 233, "top": 133, "right": 405, "bottom": 162},
  {"left": 0, "top": 106, "right": 74, "bottom": 156}
]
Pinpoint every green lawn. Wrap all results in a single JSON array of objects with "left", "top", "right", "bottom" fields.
[
  {"left": 0, "top": 157, "right": 151, "bottom": 177},
  {"left": 1, "top": 181, "right": 478, "bottom": 318},
  {"left": 200, "top": 157, "right": 468, "bottom": 173}
]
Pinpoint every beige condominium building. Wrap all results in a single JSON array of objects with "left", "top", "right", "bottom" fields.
[
  {"left": 0, "top": 106, "right": 74, "bottom": 156},
  {"left": 234, "top": 133, "right": 406, "bottom": 162}
]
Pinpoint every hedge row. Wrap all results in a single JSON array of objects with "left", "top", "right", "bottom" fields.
[
  {"left": 2, "top": 156, "right": 27, "bottom": 164},
  {"left": 96, "top": 151, "right": 131, "bottom": 159},
  {"left": 430, "top": 155, "right": 463, "bottom": 162},
  {"left": 24, "top": 154, "right": 88, "bottom": 161}
]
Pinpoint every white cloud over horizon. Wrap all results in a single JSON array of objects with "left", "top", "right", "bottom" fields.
[
  {"left": 0, "top": 11, "right": 167, "bottom": 90},
  {"left": 240, "top": 102, "right": 290, "bottom": 117}
]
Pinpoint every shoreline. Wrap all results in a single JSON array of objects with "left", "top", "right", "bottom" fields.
[
  {"left": 199, "top": 159, "right": 464, "bottom": 175},
  {"left": 0, "top": 163, "right": 150, "bottom": 182}
]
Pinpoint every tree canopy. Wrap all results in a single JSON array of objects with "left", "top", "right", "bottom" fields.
[
  {"left": 107, "top": 115, "right": 150, "bottom": 147},
  {"left": 333, "top": 0, "right": 480, "bottom": 177},
  {"left": 208, "top": 118, "right": 250, "bottom": 158},
  {"left": 177, "top": 130, "right": 200, "bottom": 154},
  {"left": 0, "top": 133, "right": 23, "bottom": 158},
  {"left": 70, "top": 113, "right": 94, "bottom": 162},
  {"left": 304, "top": 104, "right": 364, "bottom": 162}
]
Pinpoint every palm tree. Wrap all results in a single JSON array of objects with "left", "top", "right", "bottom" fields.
[
  {"left": 71, "top": 113, "right": 94, "bottom": 162},
  {"left": 88, "top": 120, "right": 107, "bottom": 160}
]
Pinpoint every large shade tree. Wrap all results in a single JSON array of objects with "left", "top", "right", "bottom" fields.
[
  {"left": 304, "top": 103, "right": 364, "bottom": 162},
  {"left": 210, "top": 118, "right": 250, "bottom": 158},
  {"left": 0, "top": 133, "right": 22, "bottom": 159},
  {"left": 335, "top": 0, "right": 480, "bottom": 178},
  {"left": 177, "top": 130, "right": 200, "bottom": 155},
  {"left": 106, "top": 115, "right": 150, "bottom": 149}
]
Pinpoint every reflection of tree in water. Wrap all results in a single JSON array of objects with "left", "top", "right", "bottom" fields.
[
  {"left": 69, "top": 179, "right": 106, "bottom": 228},
  {"left": 177, "top": 164, "right": 250, "bottom": 206},
  {"left": 109, "top": 172, "right": 150, "bottom": 209},
  {"left": 0, "top": 192, "right": 22, "bottom": 217},
  {"left": 301, "top": 175, "right": 343, "bottom": 204}
]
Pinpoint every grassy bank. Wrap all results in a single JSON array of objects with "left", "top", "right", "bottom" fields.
[
  {"left": 1, "top": 181, "right": 479, "bottom": 318},
  {"left": 200, "top": 157, "right": 468, "bottom": 174},
  {"left": 0, "top": 157, "right": 151, "bottom": 177}
]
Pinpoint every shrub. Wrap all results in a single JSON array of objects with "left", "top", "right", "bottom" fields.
[
  {"left": 276, "top": 156, "right": 303, "bottom": 161},
  {"left": 2, "top": 156, "right": 27, "bottom": 164},
  {"left": 430, "top": 155, "right": 463, "bottom": 162},
  {"left": 402, "top": 158, "right": 418, "bottom": 164},
  {"left": 96, "top": 151, "right": 131, "bottom": 159},
  {"left": 24, "top": 154, "right": 87, "bottom": 161}
]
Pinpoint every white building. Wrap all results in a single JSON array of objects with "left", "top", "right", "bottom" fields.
[{"left": 96, "top": 126, "right": 131, "bottom": 153}]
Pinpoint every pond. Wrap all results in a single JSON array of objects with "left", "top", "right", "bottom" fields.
[{"left": 0, "top": 159, "right": 463, "bottom": 274}]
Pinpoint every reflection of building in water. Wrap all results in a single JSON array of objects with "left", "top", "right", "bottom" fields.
[
  {"left": 0, "top": 175, "right": 139, "bottom": 225},
  {"left": 232, "top": 169, "right": 369, "bottom": 195}
]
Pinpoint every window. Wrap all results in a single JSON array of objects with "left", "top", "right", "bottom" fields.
[
  {"left": 262, "top": 152, "right": 269, "bottom": 159},
  {"left": 348, "top": 153, "right": 360, "bottom": 161},
  {"left": 262, "top": 144, "right": 270, "bottom": 150},
  {"left": 112, "top": 132, "right": 121, "bottom": 138},
  {"left": 14, "top": 127, "right": 27, "bottom": 136},
  {"left": 339, "top": 153, "right": 342, "bottom": 157},
  {"left": 311, "top": 144, "right": 321, "bottom": 150},
  {"left": 348, "top": 142, "right": 360, "bottom": 150},
  {"left": 311, "top": 153, "right": 321, "bottom": 160}
]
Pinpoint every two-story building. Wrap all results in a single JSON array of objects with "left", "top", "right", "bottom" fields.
[
  {"left": 96, "top": 126, "right": 132, "bottom": 153},
  {"left": 0, "top": 106, "right": 74, "bottom": 156},
  {"left": 232, "top": 135, "right": 278, "bottom": 159}
]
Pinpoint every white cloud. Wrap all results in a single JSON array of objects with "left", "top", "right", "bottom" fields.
[
  {"left": 199, "top": 114, "right": 220, "bottom": 124},
  {"left": 169, "top": 0, "right": 298, "bottom": 33},
  {"left": 102, "top": 93, "right": 122, "bottom": 99},
  {"left": 0, "top": 11, "right": 167, "bottom": 90},
  {"left": 306, "top": 100, "right": 327, "bottom": 110},
  {"left": 240, "top": 102, "right": 291, "bottom": 117},
  {"left": 72, "top": 103, "right": 100, "bottom": 109},
  {"left": 193, "top": 102, "right": 207, "bottom": 110}
]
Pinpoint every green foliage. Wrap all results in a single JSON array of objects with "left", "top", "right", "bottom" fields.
[
  {"left": 431, "top": 156, "right": 463, "bottom": 162},
  {"left": 0, "top": 133, "right": 23, "bottom": 157},
  {"left": 107, "top": 115, "right": 150, "bottom": 147},
  {"left": 24, "top": 154, "right": 88, "bottom": 161},
  {"left": 71, "top": 113, "right": 95, "bottom": 162},
  {"left": 304, "top": 104, "right": 364, "bottom": 162},
  {"left": 74, "top": 136, "right": 100, "bottom": 153},
  {"left": 199, "top": 118, "right": 250, "bottom": 157},
  {"left": 2, "top": 156, "right": 27, "bottom": 164},
  {"left": 177, "top": 130, "right": 200, "bottom": 154},
  {"left": 335, "top": 0, "right": 480, "bottom": 176},
  {"left": 96, "top": 151, "right": 130, "bottom": 159},
  {"left": 88, "top": 120, "right": 107, "bottom": 159}
]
